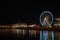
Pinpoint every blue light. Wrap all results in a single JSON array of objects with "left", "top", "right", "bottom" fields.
[
  {"left": 43, "top": 31, "right": 48, "bottom": 40},
  {"left": 40, "top": 31, "right": 48, "bottom": 40},
  {"left": 51, "top": 31, "right": 54, "bottom": 40},
  {"left": 39, "top": 31, "right": 54, "bottom": 40},
  {"left": 40, "top": 31, "right": 42, "bottom": 40}
]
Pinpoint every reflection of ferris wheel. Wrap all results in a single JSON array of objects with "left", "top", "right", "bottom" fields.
[{"left": 39, "top": 11, "right": 54, "bottom": 26}]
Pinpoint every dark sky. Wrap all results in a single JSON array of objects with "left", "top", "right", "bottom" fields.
[{"left": 0, "top": 0, "right": 59, "bottom": 24}]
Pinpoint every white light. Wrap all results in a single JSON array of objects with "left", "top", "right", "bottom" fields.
[
  {"left": 49, "top": 26, "right": 52, "bottom": 28},
  {"left": 29, "top": 25, "right": 35, "bottom": 27},
  {"left": 39, "top": 11, "right": 53, "bottom": 26},
  {"left": 55, "top": 18, "right": 60, "bottom": 21}
]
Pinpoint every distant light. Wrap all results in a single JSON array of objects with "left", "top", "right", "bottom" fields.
[
  {"left": 55, "top": 18, "right": 60, "bottom": 21},
  {"left": 54, "top": 23, "right": 60, "bottom": 26},
  {"left": 24, "top": 25, "right": 27, "bottom": 27},
  {"left": 49, "top": 26, "right": 52, "bottom": 28},
  {"left": 29, "top": 25, "right": 35, "bottom": 27}
]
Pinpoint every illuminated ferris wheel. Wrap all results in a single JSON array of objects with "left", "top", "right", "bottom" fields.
[{"left": 39, "top": 11, "right": 54, "bottom": 27}]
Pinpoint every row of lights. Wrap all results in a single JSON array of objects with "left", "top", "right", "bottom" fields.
[{"left": 11, "top": 23, "right": 39, "bottom": 37}]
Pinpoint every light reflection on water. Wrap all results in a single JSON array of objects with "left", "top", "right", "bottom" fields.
[
  {"left": 43, "top": 31, "right": 48, "bottom": 40},
  {"left": 40, "top": 31, "right": 54, "bottom": 40},
  {"left": 40, "top": 31, "right": 42, "bottom": 40},
  {"left": 51, "top": 31, "right": 54, "bottom": 40},
  {"left": 14, "top": 29, "right": 54, "bottom": 40}
]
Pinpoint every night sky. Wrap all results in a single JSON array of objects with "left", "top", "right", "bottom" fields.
[{"left": 0, "top": 0, "right": 59, "bottom": 24}]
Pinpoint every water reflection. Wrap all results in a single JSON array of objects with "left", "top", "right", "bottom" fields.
[
  {"left": 40, "top": 31, "right": 54, "bottom": 40},
  {"left": 51, "top": 31, "right": 54, "bottom": 40},
  {"left": 43, "top": 31, "right": 48, "bottom": 40},
  {"left": 40, "top": 31, "right": 42, "bottom": 40}
]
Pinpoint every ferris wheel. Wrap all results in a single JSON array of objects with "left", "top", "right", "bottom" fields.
[{"left": 39, "top": 11, "right": 54, "bottom": 27}]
